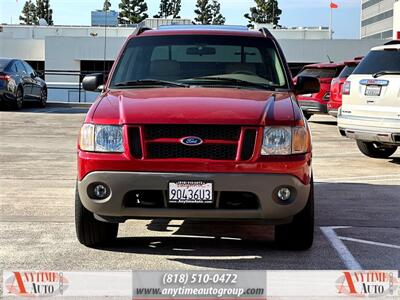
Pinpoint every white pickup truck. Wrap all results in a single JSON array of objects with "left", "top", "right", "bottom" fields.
[{"left": 338, "top": 41, "right": 400, "bottom": 158}]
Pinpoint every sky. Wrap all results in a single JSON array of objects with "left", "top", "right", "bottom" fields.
[{"left": 0, "top": 0, "right": 361, "bottom": 39}]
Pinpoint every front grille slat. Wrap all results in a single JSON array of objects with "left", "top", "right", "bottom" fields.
[{"left": 147, "top": 143, "right": 237, "bottom": 160}]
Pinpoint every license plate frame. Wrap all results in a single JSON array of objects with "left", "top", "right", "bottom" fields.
[
  {"left": 168, "top": 181, "right": 214, "bottom": 205},
  {"left": 365, "top": 85, "right": 382, "bottom": 97}
]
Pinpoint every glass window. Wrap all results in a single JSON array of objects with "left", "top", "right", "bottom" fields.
[
  {"left": 0, "top": 59, "right": 11, "bottom": 71},
  {"left": 353, "top": 50, "right": 400, "bottom": 74},
  {"left": 110, "top": 35, "right": 288, "bottom": 89},
  {"left": 298, "top": 68, "right": 338, "bottom": 79},
  {"left": 15, "top": 61, "right": 27, "bottom": 74},
  {"left": 23, "top": 61, "right": 35, "bottom": 75},
  {"left": 339, "top": 65, "right": 357, "bottom": 78}
]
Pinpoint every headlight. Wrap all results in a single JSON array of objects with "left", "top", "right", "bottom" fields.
[
  {"left": 262, "top": 127, "right": 292, "bottom": 155},
  {"left": 79, "top": 124, "right": 124, "bottom": 153},
  {"left": 262, "top": 126, "right": 310, "bottom": 155}
]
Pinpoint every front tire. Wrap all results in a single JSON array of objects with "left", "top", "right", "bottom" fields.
[
  {"left": 39, "top": 88, "right": 47, "bottom": 108},
  {"left": 12, "top": 87, "right": 24, "bottom": 110},
  {"left": 275, "top": 179, "right": 314, "bottom": 250},
  {"left": 356, "top": 140, "right": 397, "bottom": 159},
  {"left": 75, "top": 186, "right": 118, "bottom": 247}
]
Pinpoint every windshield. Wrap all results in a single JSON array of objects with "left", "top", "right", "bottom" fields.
[
  {"left": 353, "top": 50, "right": 400, "bottom": 74},
  {"left": 109, "top": 35, "right": 287, "bottom": 89},
  {"left": 298, "top": 67, "right": 339, "bottom": 79}
]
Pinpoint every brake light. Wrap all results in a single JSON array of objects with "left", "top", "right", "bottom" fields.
[
  {"left": 342, "top": 81, "right": 351, "bottom": 95},
  {"left": 0, "top": 74, "right": 11, "bottom": 81}
]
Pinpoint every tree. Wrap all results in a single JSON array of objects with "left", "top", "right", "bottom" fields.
[
  {"left": 103, "top": 0, "right": 112, "bottom": 11},
  {"left": 19, "top": 0, "right": 38, "bottom": 25},
  {"left": 244, "top": 0, "right": 282, "bottom": 29},
  {"left": 154, "top": 0, "right": 181, "bottom": 18},
  {"left": 210, "top": 0, "right": 225, "bottom": 25},
  {"left": 194, "top": 0, "right": 212, "bottom": 25},
  {"left": 118, "top": 0, "right": 149, "bottom": 24},
  {"left": 36, "top": 0, "right": 53, "bottom": 25}
]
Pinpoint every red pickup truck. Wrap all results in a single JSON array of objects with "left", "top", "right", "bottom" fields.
[{"left": 77, "top": 25, "right": 319, "bottom": 250}]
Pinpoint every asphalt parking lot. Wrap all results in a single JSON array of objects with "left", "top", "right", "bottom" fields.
[{"left": 0, "top": 105, "right": 399, "bottom": 276}]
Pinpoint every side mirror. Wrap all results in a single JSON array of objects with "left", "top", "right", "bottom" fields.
[
  {"left": 82, "top": 73, "right": 105, "bottom": 92},
  {"left": 294, "top": 76, "right": 320, "bottom": 95}
]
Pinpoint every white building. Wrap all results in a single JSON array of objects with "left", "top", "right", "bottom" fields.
[
  {"left": 0, "top": 21, "right": 386, "bottom": 102},
  {"left": 361, "top": 0, "right": 395, "bottom": 39},
  {"left": 394, "top": 0, "right": 400, "bottom": 39}
]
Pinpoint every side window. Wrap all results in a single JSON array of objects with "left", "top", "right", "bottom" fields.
[
  {"left": 16, "top": 61, "right": 27, "bottom": 74},
  {"left": 23, "top": 62, "right": 35, "bottom": 76},
  {"left": 10, "top": 63, "right": 18, "bottom": 73}
]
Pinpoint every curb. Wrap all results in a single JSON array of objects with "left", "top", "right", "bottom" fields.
[{"left": 47, "top": 102, "right": 92, "bottom": 108}]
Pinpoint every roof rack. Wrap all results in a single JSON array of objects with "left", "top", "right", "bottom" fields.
[
  {"left": 259, "top": 27, "right": 274, "bottom": 39},
  {"left": 158, "top": 25, "right": 249, "bottom": 31},
  {"left": 132, "top": 24, "right": 152, "bottom": 36},
  {"left": 384, "top": 40, "right": 400, "bottom": 45}
]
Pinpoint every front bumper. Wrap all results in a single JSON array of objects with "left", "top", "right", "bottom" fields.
[
  {"left": 299, "top": 100, "right": 328, "bottom": 114},
  {"left": 78, "top": 172, "right": 311, "bottom": 223}
]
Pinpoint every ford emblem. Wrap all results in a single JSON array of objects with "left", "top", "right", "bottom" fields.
[{"left": 180, "top": 136, "right": 203, "bottom": 146}]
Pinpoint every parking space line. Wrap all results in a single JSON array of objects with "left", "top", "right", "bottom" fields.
[
  {"left": 320, "top": 226, "right": 362, "bottom": 270},
  {"left": 339, "top": 236, "right": 400, "bottom": 250}
]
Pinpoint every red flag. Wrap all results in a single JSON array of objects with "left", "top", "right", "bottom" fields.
[{"left": 330, "top": 2, "right": 339, "bottom": 9}]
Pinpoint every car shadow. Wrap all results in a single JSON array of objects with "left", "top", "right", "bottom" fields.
[
  {"left": 389, "top": 157, "right": 400, "bottom": 165},
  {"left": 309, "top": 119, "right": 337, "bottom": 126},
  {"left": 1, "top": 102, "right": 89, "bottom": 114},
  {"left": 94, "top": 182, "right": 400, "bottom": 270}
]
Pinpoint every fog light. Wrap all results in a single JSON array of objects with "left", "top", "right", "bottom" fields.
[
  {"left": 277, "top": 187, "right": 291, "bottom": 201},
  {"left": 93, "top": 184, "right": 109, "bottom": 199}
]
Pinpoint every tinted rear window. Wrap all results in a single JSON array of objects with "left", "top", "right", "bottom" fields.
[
  {"left": 0, "top": 59, "right": 11, "bottom": 71},
  {"left": 339, "top": 65, "right": 357, "bottom": 78},
  {"left": 298, "top": 68, "right": 338, "bottom": 78},
  {"left": 353, "top": 50, "right": 400, "bottom": 74}
]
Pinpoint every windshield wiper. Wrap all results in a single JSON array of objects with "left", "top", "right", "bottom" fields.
[
  {"left": 187, "top": 76, "right": 276, "bottom": 90},
  {"left": 372, "top": 71, "right": 400, "bottom": 78},
  {"left": 113, "top": 79, "right": 189, "bottom": 88}
]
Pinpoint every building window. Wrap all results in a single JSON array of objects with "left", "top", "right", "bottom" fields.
[
  {"left": 26, "top": 61, "right": 45, "bottom": 79},
  {"left": 361, "top": 9, "right": 393, "bottom": 27},
  {"left": 363, "top": 29, "right": 393, "bottom": 39},
  {"left": 80, "top": 60, "right": 114, "bottom": 75}
]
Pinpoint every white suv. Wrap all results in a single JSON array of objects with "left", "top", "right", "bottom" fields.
[{"left": 338, "top": 41, "right": 400, "bottom": 158}]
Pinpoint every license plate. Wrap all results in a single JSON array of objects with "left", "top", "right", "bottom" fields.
[
  {"left": 365, "top": 85, "right": 381, "bottom": 97},
  {"left": 168, "top": 181, "right": 213, "bottom": 204}
]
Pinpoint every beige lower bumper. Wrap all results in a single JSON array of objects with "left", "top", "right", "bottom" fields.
[{"left": 78, "top": 172, "right": 311, "bottom": 223}]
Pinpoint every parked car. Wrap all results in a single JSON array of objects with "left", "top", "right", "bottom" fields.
[
  {"left": 338, "top": 41, "right": 400, "bottom": 158},
  {"left": 328, "top": 57, "right": 363, "bottom": 117},
  {"left": 295, "top": 62, "right": 345, "bottom": 119},
  {"left": 77, "top": 25, "right": 319, "bottom": 250},
  {"left": 0, "top": 58, "right": 47, "bottom": 109}
]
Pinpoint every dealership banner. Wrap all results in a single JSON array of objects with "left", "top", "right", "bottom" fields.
[{"left": 3, "top": 270, "right": 399, "bottom": 298}]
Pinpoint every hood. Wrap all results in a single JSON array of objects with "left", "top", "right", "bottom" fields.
[{"left": 91, "top": 88, "right": 295, "bottom": 126}]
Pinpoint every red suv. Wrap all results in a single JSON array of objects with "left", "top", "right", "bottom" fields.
[
  {"left": 327, "top": 58, "right": 362, "bottom": 117},
  {"left": 77, "top": 25, "right": 319, "bottom": 250},
  {"left": 295, "top": 62, "right": 345, "bottom": 119}
]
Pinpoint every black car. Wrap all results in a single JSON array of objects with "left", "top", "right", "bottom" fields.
[{"left": 0, "top": 58, "right": 47, "bottom": 109}]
